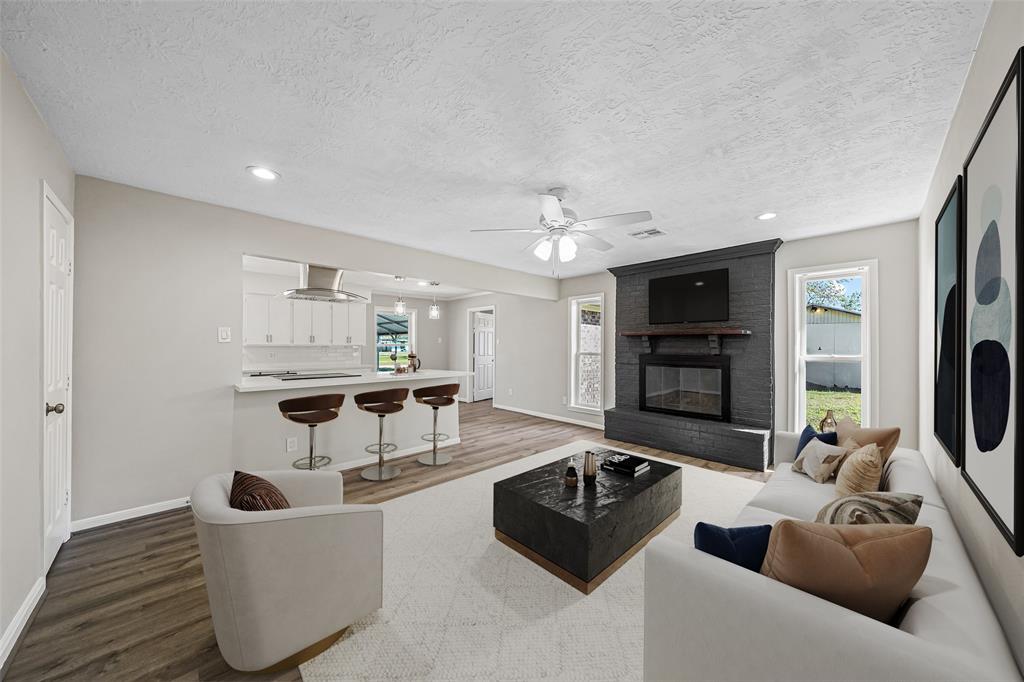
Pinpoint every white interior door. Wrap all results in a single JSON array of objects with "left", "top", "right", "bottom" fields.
[
  {"left": 43, "top": 184, "right": 73, "bottom": 571},
  {"left": 473, "top": 312, "right": 495, "bottom": 401}
]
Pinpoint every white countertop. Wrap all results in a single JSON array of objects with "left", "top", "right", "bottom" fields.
[{"left": 234, "top": 369, "right": 472, "bottom": 393}]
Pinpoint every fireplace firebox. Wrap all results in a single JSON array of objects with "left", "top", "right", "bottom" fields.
[{"left": 639, "top": 354, "right": 731, "bottom": 422}]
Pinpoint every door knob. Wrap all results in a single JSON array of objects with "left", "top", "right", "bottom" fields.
[{"left": 46, "top": 402, "right": 65, "bottom": 415}]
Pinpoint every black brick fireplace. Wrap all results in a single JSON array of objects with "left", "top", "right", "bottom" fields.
[{"left": 605, "top": 239, "right": 782, "bottom": 470}]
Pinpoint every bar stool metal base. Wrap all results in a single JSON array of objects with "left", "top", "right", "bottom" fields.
[
  {"left": 292, "top": 455, "right": 332, "bottom": 470},
  {"left": 361, "top": 463, "right": 402, "bottom": 481},
  {"left": 417, "top": 432, "right": 451, "bottom": 466}
]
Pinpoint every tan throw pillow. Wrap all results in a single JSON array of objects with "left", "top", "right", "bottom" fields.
[
  {"left": 835, "top": 443, "right": 883, "bottom": 497},
  {"left": 836, "top": 417, "right": 901, "bottom": 465},
  {"left": 792, "top": 438, "right": 848, "bottom": 483},
  {"left": 761, "top": 520, "right": 932, "bottom": 621},
  {"left": 816, "top": 492, "right": 924, "bottom": 525}
]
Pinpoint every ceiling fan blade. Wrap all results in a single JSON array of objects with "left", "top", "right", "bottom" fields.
[
  {"left": 538, "top": 194, "right": 565, "bottom": 224},
  {"left": 469, "top": 228, "right": 544, "bottom": 233},
  {"left": 571, "top": 232, "right": 614, "bottom": 252},
  {"left": 573, "top": 211, "right": 652, "bottom": 231}
]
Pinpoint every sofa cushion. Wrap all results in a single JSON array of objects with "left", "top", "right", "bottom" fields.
[
  {"left": 882, "top": 448, "right": 947, "bottom": 510},
  {"left": 795, "top": 424, "right": 839, "bottom": 458},
  {"left": 836, "top": 417, "right": 901, "bottom": 464},
  {"left": 229, "top": 471, "right": 291, "bottom": 511},
  {"left": 815, "top": 492, "right": 923, "bottom": 525},
  {"left": 694, "top": 522, "right": 772, "bottom": 572},
  {"left": 761, "top": 520, "right": 932, "bottom": 622},
  {"left": 793, "top": 438, "right": 849, "bottom": 482},
  {"left": 746, "top": 463, "right": 840, "bottom": 520},
  {"left": 835, "top": 443, "right": 883, "bottom": 496}
]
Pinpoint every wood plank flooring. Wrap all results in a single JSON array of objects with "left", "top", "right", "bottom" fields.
[{"left": 5, "top": 401, "right": 768, "bottom": 681}]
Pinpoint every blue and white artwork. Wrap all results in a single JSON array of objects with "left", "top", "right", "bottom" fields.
[{"left": 963, "top": 58, "right": 1021, "bottom": 555}]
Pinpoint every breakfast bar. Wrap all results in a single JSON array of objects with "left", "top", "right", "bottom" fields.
[{"left": 232, "top": 369, "right": 471, "bottom": 472}]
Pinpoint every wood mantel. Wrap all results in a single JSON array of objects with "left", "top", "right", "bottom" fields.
[
  {"left": 619, "top": 326, "right": 752, "bottom": 337},
  {"left": 619, "top": 326, "right": 751, "bottom": 354}
]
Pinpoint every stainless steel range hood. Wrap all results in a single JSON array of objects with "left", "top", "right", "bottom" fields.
[{"left": 283, "top": 264, "right": 368, "bottom": 303}]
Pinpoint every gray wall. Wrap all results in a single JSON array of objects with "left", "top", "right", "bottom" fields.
[
  {"left": 70, "top": 177, "right": 556, "bottom": 522},
  {"left": 916, "top": 1, "right": 1024, "bottom": 669},
  {"left": 0, "top": 50, "right": 76, "bottom": 639},
  {"left": 445, "top": 272, "right": 616, "bottom": 427}
]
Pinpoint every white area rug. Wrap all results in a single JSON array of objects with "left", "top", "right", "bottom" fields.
[{"left": 301, "top": 440, "right": 763, "bottom": 681}]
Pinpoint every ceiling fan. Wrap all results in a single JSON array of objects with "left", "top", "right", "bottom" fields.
[{"left": 470, "top": 188, "right": 653, "bottom": 265}]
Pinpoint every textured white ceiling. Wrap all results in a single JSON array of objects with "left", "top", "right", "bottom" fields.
[{"left": 1, "top": 1, "right": 989, "bottom": 278}]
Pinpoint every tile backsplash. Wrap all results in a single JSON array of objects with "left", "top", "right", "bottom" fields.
[{"left": 243, "top": 345, "right": 365, "bottom": 372}]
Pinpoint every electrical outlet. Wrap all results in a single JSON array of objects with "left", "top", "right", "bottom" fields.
[
  {"left": 561, "top": 395, "right": 567, "bottom": 405},
  {"left": 286, "top": 437, "right": 298, "bottom": 452},
  {"left": 507, "top": 387, "right": 513, "bottom": 397},
  {"left": 437, "top": 336, "right": 442, "bottom": 344}
]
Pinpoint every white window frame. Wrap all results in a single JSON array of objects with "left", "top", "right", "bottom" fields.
[
  {"left": 568, "top": 293, "right": 604, "bottom": 414},
  {"left": 788, "top": 260, "right": 878, "bottom": 431},
  {"left": 374, "top": 306, "right": 417, "bottom": 371}
]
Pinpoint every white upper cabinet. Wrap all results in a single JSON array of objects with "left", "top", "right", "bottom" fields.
[
  {"left": 311, "top": 301, "right": 332, "bottom": 345},
  {"left": 268, "top": 297, "right": 292, "bottom": 344},
  {"left": 292, "top": 300, "right": 313, "bottom": 345},
  {"left": 244, "top": 294, "right": 293, "bottom": 345},
  {"left": 330, "top": 302, "right": 367, "bottom": 346}
]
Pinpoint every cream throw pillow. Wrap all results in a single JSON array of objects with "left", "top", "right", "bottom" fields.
[
  {"left": 792, "top": 438, "right": 848, "bottom": 483},
  {"left": 836, "top": 417, "right": 901, "bottom": 465},
  {"left": 835, "top": 443, "right": 883, "bottom": 496}
]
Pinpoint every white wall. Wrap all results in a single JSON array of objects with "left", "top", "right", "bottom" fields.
[
  {"left": 916, "top": 1, "right": 1024, "bottom": 669},
  {"left": 0, "top": 50, "right": 75, "bottom": 655},
  {"left": 775, "top": 220, "right": 919, "bottom": 446},
  {"left": 71, "top": 176, "right": 557, "bottom": 522},
  {"left": 445, "top": 272, "right": 616, "bottom": 427}
]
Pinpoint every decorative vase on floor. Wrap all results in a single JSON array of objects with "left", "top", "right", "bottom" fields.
[{"left": 819, "top": 410, "right": 838, "bottom": 433}]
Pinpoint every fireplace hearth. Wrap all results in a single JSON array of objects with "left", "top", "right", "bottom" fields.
[{"left": 640, "top": 354, "right": 730, "bottom": 421}]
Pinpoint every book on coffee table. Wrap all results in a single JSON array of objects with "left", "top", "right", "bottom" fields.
[{"left": 600, "top": 452, "right": 651, "bottom": 476}]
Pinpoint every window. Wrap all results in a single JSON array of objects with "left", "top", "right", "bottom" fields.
[
  {"left": 569, "top": 294, "right": 603, "bottom": 412},
  {"left": 375, "top": 308, "right": 416, "bottom": 372},
  {"left": 790, "top": 261, "right": 877, "bottom": 430}
]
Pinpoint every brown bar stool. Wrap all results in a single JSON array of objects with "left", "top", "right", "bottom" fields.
[
  {"left": 278, "top": 394, "right": 344, "bottom": 470},
  {"left": 414, "top": 384, "right": 460, "bottom": 466},
  {"left": 357, "top": 388, "right": 409, "bottom": 481}
]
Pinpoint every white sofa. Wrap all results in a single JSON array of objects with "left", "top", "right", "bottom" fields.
[
  {"left": 191, "top": 470, "right": 383, "bottom": 672},
  {"left": 644, "top": 431, "right": 1021, "bottom": 681}
]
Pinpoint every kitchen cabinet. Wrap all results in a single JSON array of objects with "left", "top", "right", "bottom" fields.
[
  {"left": 331, "top": 302, "right": 367, "bottom": 346},
  {"left": 292, "top": 300, "right": 333, "bottom": 345},
  {"left": 243, "top": 294, "right": 292, "bottom": 345}
]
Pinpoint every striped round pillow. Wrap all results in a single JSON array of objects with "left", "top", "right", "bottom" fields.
[
  {"left": 229, "top": 471, "right": 291, "bottom": 511},
  {"left": 816, "top": 492, "right": 923, "bottom": 525}
]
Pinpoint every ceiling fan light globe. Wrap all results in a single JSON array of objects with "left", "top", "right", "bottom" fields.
[
  {"left": 558, "top": 235, "right": 578, "bottom": 262},
  {"left": 533, "top": 238, "right": 553, "bottom": 261}
]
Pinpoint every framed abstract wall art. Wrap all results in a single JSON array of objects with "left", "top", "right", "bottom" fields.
[
  {"left": 935, "top": 176, "right": 962, "bottom": 465},
  {"left": 962, "top": 47, "right": 1023, "bottom": 556}
]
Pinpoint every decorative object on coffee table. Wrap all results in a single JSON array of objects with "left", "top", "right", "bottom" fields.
[
  {"left": 818, "top": 409, "right": 838, "bottom": 433},
  {"left": 493, "top": 449, "right": 681, "bottom": 594},
  {"left": 565, "top": 457, "right": 578, "bottom": 487},
  {"left": 583, "top": 451, "right": 598, "bottom": 487}
]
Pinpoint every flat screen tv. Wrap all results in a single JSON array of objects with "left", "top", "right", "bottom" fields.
[{"left": 649, "top": 268, "right": 729, "bottom": 324}]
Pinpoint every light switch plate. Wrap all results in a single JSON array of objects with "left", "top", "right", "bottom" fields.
[{"left": 217, "top": 327, "right": 232, "bottom": 343}]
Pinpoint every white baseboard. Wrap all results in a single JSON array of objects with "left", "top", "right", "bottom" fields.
[
  {"left": 491, "top": 403, "right": 604, "bottom": 430},
  {"left": 327, "top": 437, "right": 462, "bottom": 472},
  {"left": 71, "top": 497, "right": 190, "bottom": 533},
  {"left": 0, "top": 577, "right": 45, "bottom": 670}
]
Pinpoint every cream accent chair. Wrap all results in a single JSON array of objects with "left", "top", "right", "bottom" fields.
[{"left": 191, "top": 470, "right": 383, "bottom": 672}]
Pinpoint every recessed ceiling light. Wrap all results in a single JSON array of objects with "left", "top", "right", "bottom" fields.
[
  {"left": 417, "top": 280, "right": 429, "bottom": 286},
  {"left": 756, "top": 212, "right": 777, "bottom": 221},
  {"left": 246, "top": 165, "right": 279, "bottom": 181}
]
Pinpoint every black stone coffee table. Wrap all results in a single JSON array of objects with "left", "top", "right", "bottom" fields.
[{"left": 493, "top": 448, "right": 682, "bottom": 594}]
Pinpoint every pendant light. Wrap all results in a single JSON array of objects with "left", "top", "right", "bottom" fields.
[
  {"left": 428, "top": 281, "right": 441, "bottom": 319},
  {"left": 394, "top": 296, "right": 407, "bottom": 315}
]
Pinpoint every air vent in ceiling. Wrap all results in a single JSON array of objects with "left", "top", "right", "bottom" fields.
[{"left": 628, "top": 228, "right": 666, "bottom": 240}]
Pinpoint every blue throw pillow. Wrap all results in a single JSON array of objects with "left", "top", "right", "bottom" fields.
[
  {"left": 796, "top": 424, "right": 838, "bottom": 457},
  {"left": 694, "top": 522, "right": 772, "bottom": 572}
]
